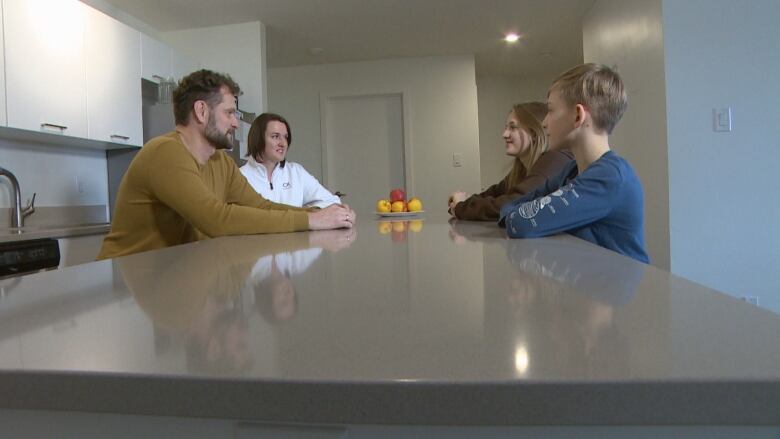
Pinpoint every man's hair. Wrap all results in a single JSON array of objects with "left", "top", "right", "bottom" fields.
[
  {"left": 172, "top": 69, "right": 241, "bottom": 126},
  {"left": 246, "top": 113, "right": 292, "bottom": 168},
  {"left": 550, "top": 63, "right": 627, "bottom": 135}
]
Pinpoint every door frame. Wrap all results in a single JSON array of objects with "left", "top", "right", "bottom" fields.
[{"left": 318, "top": 90, "right": 414, "bottom": 195}]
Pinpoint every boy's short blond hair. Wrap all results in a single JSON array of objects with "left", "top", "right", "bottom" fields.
[{"left": 550, "top": 63, "right": 627, "bottom": 135}]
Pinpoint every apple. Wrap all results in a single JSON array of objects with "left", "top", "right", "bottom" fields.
[
  {"left": 389, "top": 188, "right": 406, "bottom": 203},
  {"left": 377, "top": 222, "right": 392, "bottom": 234},
  {"left": 407, "top": 197, "right": 423, "bottom": 212},
  {"left": 391, "top": 200, "right": 406, "bottom": 212},
  {"left": 391, "top": 221, "right": 407, "bottom": 242},
  {"left": 376, "top": 199, "right": 392, "bottom": 213},
  {"left": 392, "top": 221, "right": 406, "bottom": 232},
  {"left": 408, "top": 220, "right": 423, "bottom": 232}
]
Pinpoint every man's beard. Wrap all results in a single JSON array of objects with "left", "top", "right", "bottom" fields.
[{"left": 204, "top": 114, "right": 235, "bottom": 150}]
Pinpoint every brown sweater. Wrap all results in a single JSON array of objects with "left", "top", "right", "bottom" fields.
[
  {"left": 453, "top": 149, "right": 574, "bottom": 221},
  {"left": 98, "top": 132, "right": 310, "bottom": 259}
]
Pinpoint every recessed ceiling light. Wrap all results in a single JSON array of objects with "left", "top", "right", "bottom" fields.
[{"left": 504, "top": 33, "right": 520, "bottom": 43}]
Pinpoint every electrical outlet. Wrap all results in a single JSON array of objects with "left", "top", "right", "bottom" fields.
[
  {"left": 76, "top": 176, "right": 89, "bottom": 194},
  {"left": 713, "top": 107, "right": 732, "bottom": 132},
  {"left": 452, "top": 153, "right": 463, "bottom": 167}
]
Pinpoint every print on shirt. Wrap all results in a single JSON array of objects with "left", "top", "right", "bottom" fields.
[
  {"left": 282, "top": 182, "right": 292, "bottom": 189},
  {"left": 516, "top": 183, "right": 577, "bottom": 219}
]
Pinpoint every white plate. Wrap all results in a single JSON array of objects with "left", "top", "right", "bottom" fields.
[{"left": 375, "top": 210, "right": 425, "bottom": 217}]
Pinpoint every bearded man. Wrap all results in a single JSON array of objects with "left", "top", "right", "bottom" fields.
[{"left": 99, "top": 70, "right": 355, "bottom": 259}]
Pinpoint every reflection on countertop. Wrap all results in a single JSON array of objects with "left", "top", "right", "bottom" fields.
[{"left": 0, "top": 216, "right": 778, "bottom": 426}]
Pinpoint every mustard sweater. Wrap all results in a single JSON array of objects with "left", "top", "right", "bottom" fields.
[{"left": 98, "top": 132, "right": 310, "bottom": 259}]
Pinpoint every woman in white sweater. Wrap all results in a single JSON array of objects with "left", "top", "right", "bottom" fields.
[{"left": 240, "top": 113, "right": 341, "bottom": 208}]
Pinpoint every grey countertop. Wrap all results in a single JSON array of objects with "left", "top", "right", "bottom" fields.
[{"left": 0, "top": 215, "right": 778, "bottom": 425}]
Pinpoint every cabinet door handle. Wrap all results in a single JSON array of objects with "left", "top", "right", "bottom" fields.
[
  {"left": 41, "top": 123, "right": 68, "bottom": 132},
  {"left": 110, "top": 134, "right": 130, "bottom": 141}
]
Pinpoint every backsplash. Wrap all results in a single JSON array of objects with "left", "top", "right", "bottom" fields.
[{"left": 0, "top": 138, "right": 109, "bottom": 212}]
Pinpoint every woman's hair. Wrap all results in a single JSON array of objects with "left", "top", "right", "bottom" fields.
[
  {"left": 506, "top": 102, "right": 548, "bottom": 188},
  {"left": 246, "top": 113, "right": 292, "bottom": 168}
]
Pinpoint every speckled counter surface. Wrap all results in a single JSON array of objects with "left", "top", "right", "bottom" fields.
[{"left": 0, "top": 215, "right": 778, "bottom": 425}]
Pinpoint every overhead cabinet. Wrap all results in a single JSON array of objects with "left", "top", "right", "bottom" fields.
[
  {"left": 4, "top": 0, "right": 88, "bottom": 139},
  {"left": 85, "top": 6, "right": 143, "bottom": 146},
  {"left": 0, "top": 5, "right": 6, "bottom": 127},
  {"left": 142, "top": 33, "right": 200, "bottom": 84},
  {"left": 0, "top": 0, "right": 198, "bottom": 150}
]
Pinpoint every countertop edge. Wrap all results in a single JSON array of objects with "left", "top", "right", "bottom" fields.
[
  {"left": 1, "top": 371, "right": 779, "bottom": 425},
  {"left": 0, "top": 225, "right": 109, "bottom": 243}
]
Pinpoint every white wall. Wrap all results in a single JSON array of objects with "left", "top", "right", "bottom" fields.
[
  {"left": 475, "top": 74, "right": 554, "bottom": 189},
  {"left": 663, "top": 0, "right": 780, "bottom": 311},
  {"left": 582, "top": 0, "right": 670, "bottom": 270},
  {"left": 268, "top": 55, "right": 481, "bottom": 209},
  {"left": 0, "top": 140, "right": 108, "bottom": 209},
  {"left": 163, "top": 22, "right": 267, "bottom": 115}
]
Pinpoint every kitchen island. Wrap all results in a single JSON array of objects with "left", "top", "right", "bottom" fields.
[{"left": 0, "top": 215, "right": 778, "bottom": 437}]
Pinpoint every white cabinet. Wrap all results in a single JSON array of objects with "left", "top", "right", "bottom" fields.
[
  {"left": 141, "top": 33, "right": 173, "bottom": 83},
  {"left": 58, "top": 234, "right": 106, "bottom": 268},
  {"left": 142, "top": 33, "right": 200, "bottom": 84},
  {"left": 3, "top": 0, "right": 88, "bottom": 138},
  {"left": 85, "top": 7, "right": 143, "bottom": 146},
  {"left": 0, "top": 2, "right": 6, "bottom": 127}
]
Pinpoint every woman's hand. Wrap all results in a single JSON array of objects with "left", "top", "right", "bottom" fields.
[
  {"left": 308, "top": 204, "right": 355, "bottom": 230},
  {"left": 448, "top": 191, "right": 468, "bottom": 215},
  {"left": 309, "top": 228, "right": 357, "bottom": 252}
]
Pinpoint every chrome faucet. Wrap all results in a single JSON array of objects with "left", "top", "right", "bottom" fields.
[{"left": 0, "top": 166, "right": 35, "bottom": 228}]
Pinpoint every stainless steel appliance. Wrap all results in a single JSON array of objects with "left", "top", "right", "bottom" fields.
[{"left": 0, "top": 238, "right": 60, "bottom": 278}]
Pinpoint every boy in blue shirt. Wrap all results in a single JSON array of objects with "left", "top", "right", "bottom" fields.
[{"left": 499, "top": 64, "right": 649, "bottom": 263}]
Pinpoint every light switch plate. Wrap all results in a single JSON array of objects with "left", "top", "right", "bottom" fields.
[
  {"left": 452, "top": 153, "right": 463, "bottom": 167},
  {"left": 713, "top": 107, "right": 732, "bottom": 132}
]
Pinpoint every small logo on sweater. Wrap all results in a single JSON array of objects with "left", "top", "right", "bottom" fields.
[{"left": 282, "top": 182, "right": 292, "bottom": 189}]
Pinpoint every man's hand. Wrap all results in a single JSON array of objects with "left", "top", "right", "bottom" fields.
[{"left": 308, "top": 204, "right": 356, "bottom": 230}]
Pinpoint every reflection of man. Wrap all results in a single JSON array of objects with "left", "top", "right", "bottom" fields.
[
  {"left": 99, "top": 69, "right": 355, "bottom": 260},
  {"left": 119, "top": 229, "right": 355, "bottom": 374},
  {"left": 119, "top": 233, "right": 311, "bottom": 375}
]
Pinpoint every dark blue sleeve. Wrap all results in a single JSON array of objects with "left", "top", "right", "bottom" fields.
[
  {"left": 497, "top": 159, "right": 574, "bottom": 224},
  {"left": 502, "top": 159, "right": 623, "bottom": 238}
]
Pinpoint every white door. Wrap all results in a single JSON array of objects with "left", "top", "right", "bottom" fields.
[{"left": 322, "top": 94, "right": 406, "bottom": 214}]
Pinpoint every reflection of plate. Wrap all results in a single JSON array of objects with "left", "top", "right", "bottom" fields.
[{"left": 375, "top": 211, "right": 425, "bottom": 218}]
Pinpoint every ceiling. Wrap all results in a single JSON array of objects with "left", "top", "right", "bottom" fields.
[{"left": 100, "top": 0, "right": 595, "bottom": 77}]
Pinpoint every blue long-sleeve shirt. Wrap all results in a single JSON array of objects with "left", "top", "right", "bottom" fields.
[{"left": 499, "top": 151, "right": 649, "bottom": 264}]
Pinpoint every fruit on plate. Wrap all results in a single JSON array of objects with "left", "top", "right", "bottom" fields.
[
  {"left": 391, "top": 200, "right": 406, "bottom": 213},
  {"left": 376, "top": 199, "right": 392, "bottom": 213},
  {"left": 389, "top": 188, "right": 406, "bottom": 203},
  {"left": 407, "top": 197, "right": 423, "bottom": 212}
]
